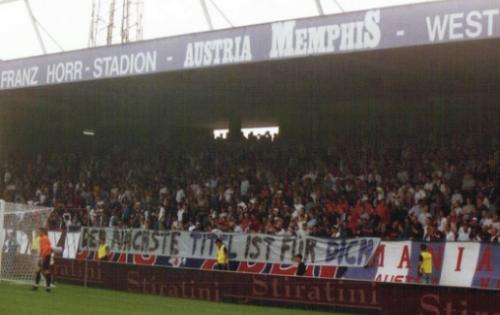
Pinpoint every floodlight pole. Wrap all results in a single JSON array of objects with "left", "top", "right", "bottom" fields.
[
  {"left": 107, "top": 0, "right": 117, "bottom": 45},
  {"left": 200, "top": 0, "right": 213, "bottom": 30}
]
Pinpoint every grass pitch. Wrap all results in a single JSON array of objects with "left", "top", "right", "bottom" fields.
[{"left": 0, "top": 282, "right": 353, "bottom": 315}]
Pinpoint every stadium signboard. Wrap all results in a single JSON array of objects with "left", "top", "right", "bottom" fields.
[
  {"left": 1, "top": 0, "right": 500, "bottom": 90},
  {"left": 53, "top": 258, "right": 500, "bottom": 314},
  {"left": 79, "top": 227, "right": 380, "bottom": 267}
]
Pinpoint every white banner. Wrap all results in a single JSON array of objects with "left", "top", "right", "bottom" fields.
[
  {"left": 374, "top": 241, "right": 413, "bottom": 283},
  {"left": 79, "top": 227, "right": 380, "bottom": 267},
  {"left": 439, "top": 242, "right": 481, "bottom": 287}
]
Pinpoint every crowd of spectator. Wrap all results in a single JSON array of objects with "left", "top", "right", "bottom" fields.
[{"left": 1, "top": 133, "right": 499, "bottom": 242}]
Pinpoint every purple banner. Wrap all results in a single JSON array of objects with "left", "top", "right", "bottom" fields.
[{"left": 1, "top": 0, "right": 500, "bottom": 91}]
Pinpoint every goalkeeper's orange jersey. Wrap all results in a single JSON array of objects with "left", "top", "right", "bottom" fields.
[{"left": 39, "top": 235, "right": 52, "bottom": 257}]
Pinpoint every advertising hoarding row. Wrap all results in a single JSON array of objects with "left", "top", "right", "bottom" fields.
[{"left": 53, "top": 258, "right": 500, "bottom": 315}]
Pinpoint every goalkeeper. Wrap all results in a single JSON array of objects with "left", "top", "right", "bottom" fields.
[
  {"left": 31, "top": 231, "right": 40, "bottom": 269},
  {"left": 32, "top": 228, "right": 53, "bottom": 292}
]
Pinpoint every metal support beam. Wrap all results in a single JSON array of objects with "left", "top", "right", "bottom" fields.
[
  {"left": 200, "top": 0, "right": 213, "bottom": 30},
  {"left": 1, "top": 0, "right": 63, "bottom": 53},
  {"left": 23, "top": 0, "right": 46, "bottom": 54},
  {"left": 0, "top": 0, "right": 22, "bottom": 4},
  {"left": 332, "top": 0, "right": 344, "bottom": 12},
  {"left": 34, "top": 19, "right": 64, "bottom": 51},
  {"left": 315, "top": 0, "right": 324, "bottom": 15},
  {"left": 208, "top": 0, "right": 233, "bottom": 27}
]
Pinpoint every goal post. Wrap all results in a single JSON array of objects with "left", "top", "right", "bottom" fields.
[{"left": 0, "top": 200, "right": 53, "bottom": 283}]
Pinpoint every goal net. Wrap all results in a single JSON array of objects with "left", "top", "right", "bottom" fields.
[{"left": 0, "top": 200, "right": 53, "bottom": 283}]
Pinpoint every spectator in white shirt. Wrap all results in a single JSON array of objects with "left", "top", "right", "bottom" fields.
[
  {"left": 240, "top": 178, "right": 249, "bottom": 197},
  {"left": 480, "top": 210, "right": 493, "bottom": 228},
  {"left": 457, "top": 223, "right": 471, "bottom": 241},
  {"left": 445, "top": 224, "right": 456, "bottom": 241},
  {"left": 414, "top": 186, "right": 426, "bottom": 204},
  {"left": 451, "top": 190, "right": 463, "bottom": 206},
  {"left": 177, "top": 206, "right": 186, "bottom": 223},
  {"left": 175, "top": 186, "right": 185, "bottom": 204}
]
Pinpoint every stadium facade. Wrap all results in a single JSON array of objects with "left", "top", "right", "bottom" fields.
[{"left": 0, "top": 0, "right": 499, "bottom": 313}]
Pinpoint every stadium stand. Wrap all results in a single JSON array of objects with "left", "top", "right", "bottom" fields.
[{"left": 1, "top": 132, "right": 498, "bottom": 242}]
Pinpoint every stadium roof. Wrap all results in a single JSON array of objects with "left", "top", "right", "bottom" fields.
[
  {"left": 0, "top": 0, "right": 498, "bottom": 153},
  {"left": 0, "top": 0, "right": 443, "bottom": 61}
]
